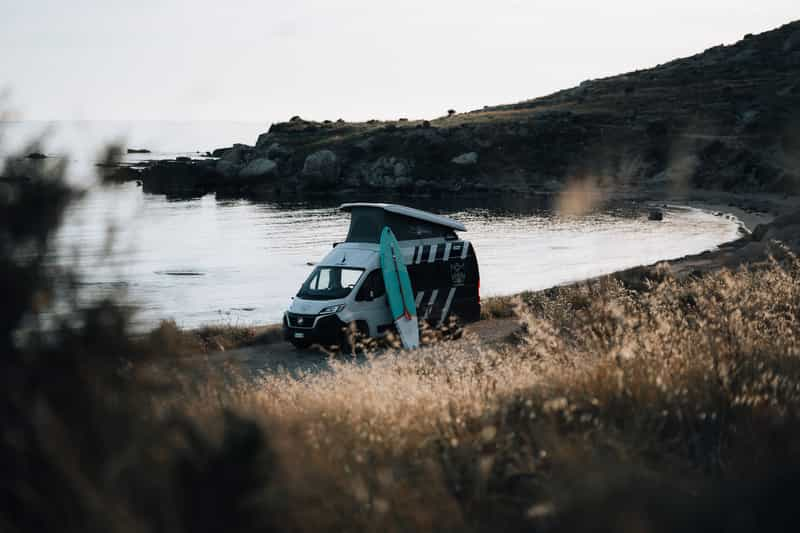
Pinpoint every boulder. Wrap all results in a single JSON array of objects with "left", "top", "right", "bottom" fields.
[
  {"left": 359, "top": 156, "right": 413, "bottom": 187},
  {"left": 215, "top": 159, "right": 240, "bottom": 178},
  {"left": 451, "top": 152, "right": 478, "bottom": 165},
  {"left": 239, "top": 158, "right": 277, "bottom": 178},
  {"left": 648, "top": 209, "right": 664, "bottom": 221},
  {"left": 263, "top": 142, "right": 291, "bottom": 160},
  {"left": 301, "top": 150, "right": 340, "bottom": 187}
]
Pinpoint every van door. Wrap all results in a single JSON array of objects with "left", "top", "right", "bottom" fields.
[{"left": 350, "top": 269, "right": 392, "bottom": 337}]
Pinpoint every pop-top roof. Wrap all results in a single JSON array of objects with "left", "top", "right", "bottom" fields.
[{"left": 339, "top": 203, "right": 467, "bottom": 232}]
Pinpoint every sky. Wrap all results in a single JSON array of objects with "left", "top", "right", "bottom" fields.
[{"left": 1, "top": 0, "right": 797, "bottom": 122}]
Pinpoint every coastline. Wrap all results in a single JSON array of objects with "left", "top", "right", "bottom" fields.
[{"left": 188, "top": 193, "right": 798, "bottom": 355}]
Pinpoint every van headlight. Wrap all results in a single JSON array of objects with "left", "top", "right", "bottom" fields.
[{"left": 319, "top": 304, "right": 345, "bottom": 315}]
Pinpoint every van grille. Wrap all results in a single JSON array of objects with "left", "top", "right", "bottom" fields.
[{"left": 287, "top": 313, "right": 316, "bottom": 329}]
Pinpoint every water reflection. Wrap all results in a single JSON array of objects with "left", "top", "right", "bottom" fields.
[{"left": 52, "top": 184, "right": 742, "bottom": 330}]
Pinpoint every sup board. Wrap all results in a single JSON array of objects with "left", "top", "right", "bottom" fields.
[{"left": 379, "top": 226, "right": 420, "bottom": 349}]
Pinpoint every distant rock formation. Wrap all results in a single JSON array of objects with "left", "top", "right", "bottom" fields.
[{"left": 135, "top": 20, "right": 800, "bottom": 198}]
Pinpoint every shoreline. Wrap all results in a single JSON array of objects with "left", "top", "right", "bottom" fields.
[{"left": 187, "top": 192, "right": 798, "bottom": 353}]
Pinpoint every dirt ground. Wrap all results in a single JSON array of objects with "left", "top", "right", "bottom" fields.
[{"left": 207, "top": 318, "right": 521, "bottom": 378}]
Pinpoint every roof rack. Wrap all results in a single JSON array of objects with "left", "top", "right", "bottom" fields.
[{"left": 339, "top": 203, "right": 467, "bottom": 232}]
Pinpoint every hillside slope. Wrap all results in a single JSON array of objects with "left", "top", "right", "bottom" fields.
[{"left": 141, "top": 20, "right": 800, "bottom": 197}]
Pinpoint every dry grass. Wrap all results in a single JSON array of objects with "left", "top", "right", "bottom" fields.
[
  {"left": 145, "top": 319, "right": 264, "bottom": 355},
  {"left": 156, "top": 248, "right": 800, "bottom": 531},
  {"left": 479, "top": 294, "right": 518, "bottom": 319}
]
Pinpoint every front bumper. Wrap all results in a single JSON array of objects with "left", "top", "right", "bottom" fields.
[{"left": 283, "top": 312, "right": 347, "bottom": 345}]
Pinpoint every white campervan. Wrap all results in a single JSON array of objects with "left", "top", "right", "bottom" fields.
[{"left": 283, "top": 203, "right": 480, "bottom": 349}]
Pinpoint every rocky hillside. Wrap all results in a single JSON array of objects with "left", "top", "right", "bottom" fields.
[{"left": 140, "top": 20, "right": 800, "bottom": 197}]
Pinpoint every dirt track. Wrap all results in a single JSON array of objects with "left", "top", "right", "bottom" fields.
[{"left": 208, "top": 318, "right": 521, "bottom": 378}]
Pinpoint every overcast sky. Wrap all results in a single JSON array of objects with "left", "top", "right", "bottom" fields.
[{"left": 1, "top": 0, "right": 797, "bottom": 122}]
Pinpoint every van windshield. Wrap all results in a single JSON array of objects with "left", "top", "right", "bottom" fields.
[{"left": 297, "top": 267, "right": 364, "bottom": 300}]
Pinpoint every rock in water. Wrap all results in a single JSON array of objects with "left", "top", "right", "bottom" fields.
[
  {"left": 26, "top": 152, "right": 47, "bottom": 159},
  {"left": 301, "top": 150, "right": 340, "bottom": 187},
  {"left": 451, "top": 152, "right": 478, "bottom": 165},
  {"left": 126, "top": 148, "right": 151, "bottom": 154},
  {"left": 648, "top": 209, "right": 664, "bottom": 221},
  {"left": 239, "top": 158, "right": 277, "bottom": 178}
]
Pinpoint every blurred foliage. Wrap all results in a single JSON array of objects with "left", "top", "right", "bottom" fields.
[{"left": 0, "top": 143, "right": 279, "bottom": 533}]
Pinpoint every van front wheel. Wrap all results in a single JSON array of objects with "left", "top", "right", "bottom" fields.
[
  {"left": 340, "top": 321, "right": 369, "bottom": 355},
  {"left": 290, "top": 338, "right": 312, "bottom": 350}
]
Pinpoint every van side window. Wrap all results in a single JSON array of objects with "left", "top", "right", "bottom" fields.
[{"left": 356, "top": 269, "right": 386, "bottom": 301}]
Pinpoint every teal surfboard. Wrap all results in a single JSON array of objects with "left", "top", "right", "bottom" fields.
[{"left": 379, "top": 226, "right": 419, "bottom": 349}]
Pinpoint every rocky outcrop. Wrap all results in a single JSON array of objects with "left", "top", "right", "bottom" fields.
[
  {"left": 131, "top": 20, "right": 800, "bottom": 198},
  {"left": 354, "top": 156, "right": 415, "bottom": 189},
  {"left": 215, "top": 159, "right": 239, "bottom": 178},
  {"left": 239, "top": 158, "right": 277, "bottom": 178},
  {"left": 220, "top": 144, "right": 254, "bottom": 164},
  {"left": 263, "top": 143, "right": 292, "bottom": 160},
  {"left": 301, "top": 150, "right": 339, "bottom": 188}
]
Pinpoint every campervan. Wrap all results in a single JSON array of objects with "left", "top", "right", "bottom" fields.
[{"left": 283, "top": 203, "right": 480, "bottom": 349}]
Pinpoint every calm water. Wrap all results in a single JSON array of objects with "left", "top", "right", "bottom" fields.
[
  {"left": 53, "top": 184, "right": 742, "bottom": 330},
  {"left": 3, "top": 121, "right": 743, "bottom": 330}
]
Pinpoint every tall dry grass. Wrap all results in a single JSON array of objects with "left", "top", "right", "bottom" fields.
[{"left": 162, "top": 249, "right": 800, "bottom": 532}]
